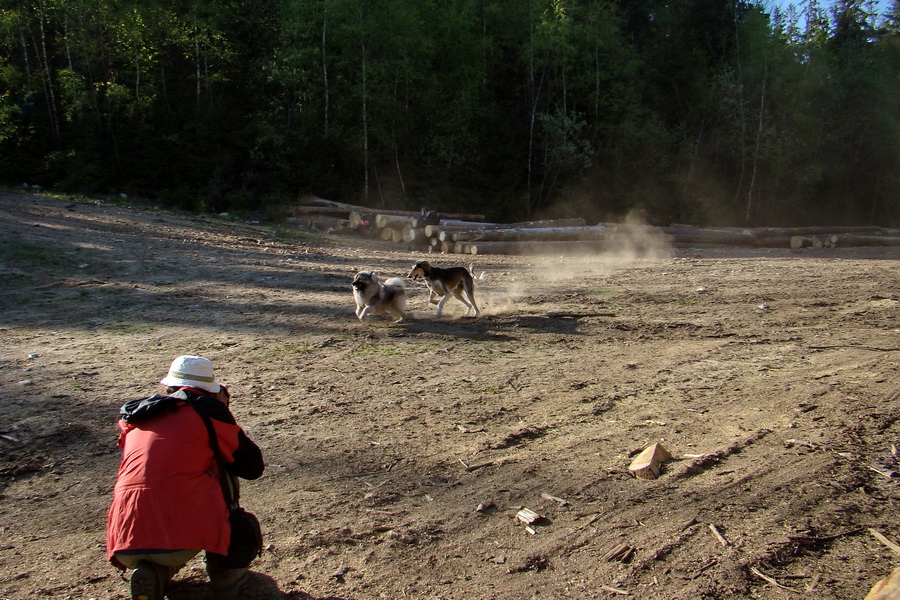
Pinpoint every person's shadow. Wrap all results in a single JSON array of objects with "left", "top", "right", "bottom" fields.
[{"left": 167, "top": 570, "right": 352, "bottom": 599}]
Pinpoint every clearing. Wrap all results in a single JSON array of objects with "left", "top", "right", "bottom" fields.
[{"left": 1, "top": 192, "right": 898, "bottom": 600}]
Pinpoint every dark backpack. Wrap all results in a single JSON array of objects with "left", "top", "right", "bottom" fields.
[{"left": 119, "top": 393, "right": 184, "bottom": 423}]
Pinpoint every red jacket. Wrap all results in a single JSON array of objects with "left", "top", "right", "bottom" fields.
[{"left": 106, "top": 390, "right": 263, "bottom": 562}]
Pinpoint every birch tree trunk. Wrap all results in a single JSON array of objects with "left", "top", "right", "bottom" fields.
[
  {"left": 322, "top": 0, "right": 329, "bottom": 136},
  {"left": 746, "top": 62, "right": 767, "bottom": 223},
  {"left": 361, "top": 39, "right": 369, "bottom": 203},
  {"left": 35, "top": 0, "right": 60, "bottom": 145}
]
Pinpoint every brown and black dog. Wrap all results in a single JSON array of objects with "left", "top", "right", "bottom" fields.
[{"left": 408, "top": 261, "right": 480, "bottom": 317}]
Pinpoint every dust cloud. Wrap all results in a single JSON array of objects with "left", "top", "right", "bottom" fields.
[{"left": 474, "top": 214, "right": 674, "bottom": 316}]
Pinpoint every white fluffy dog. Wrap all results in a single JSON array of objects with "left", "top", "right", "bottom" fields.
[{"left": 351, "top": 271, "right": 407, "bottom": 323}]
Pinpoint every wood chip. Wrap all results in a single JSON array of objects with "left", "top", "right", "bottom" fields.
[
  {"left": 515, "top": 508, "right": 542, "bottom": 525},
  {"left": 628, "top": 443, "right": 672, "bottom": 480},
  {"left": 475, "top": 501, "right": 495, "bottom": 513},
  {"left": 540, "top": 492, "right": 568, "bottom": 506},
  {"left": 330, "top": 565, "right": 350, "bottom": 579},
  {"left": 601, "top": 544, "right": 632, "bottom": 562}
]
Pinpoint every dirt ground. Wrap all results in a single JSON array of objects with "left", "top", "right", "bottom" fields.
[{"left": 1, "top": 191, "right": 898, "bottom": 600}]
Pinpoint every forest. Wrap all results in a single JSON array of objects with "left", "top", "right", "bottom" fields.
[{"left": 1, "top": 0, "right": 898, "bottom": 226}]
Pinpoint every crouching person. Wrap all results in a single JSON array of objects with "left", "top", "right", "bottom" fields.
[{"left": 106, "top": 355, "right": 265, "bottom": 600}]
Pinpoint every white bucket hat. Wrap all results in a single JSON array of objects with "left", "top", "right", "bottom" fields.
[{"left": 160, "top": 355, "right": 221, "bottom": 393}]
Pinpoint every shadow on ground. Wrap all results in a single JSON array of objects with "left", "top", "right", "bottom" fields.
[{"left": 166, "top": 571, "right": 353, "bottom": 600}]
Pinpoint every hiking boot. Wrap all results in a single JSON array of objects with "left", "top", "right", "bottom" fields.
[
  {"left": 130, "top": 560, "right": 168, "bottom": 600},
  {"left": 207, "top": 561, "right": 249, "bottom": 600}
]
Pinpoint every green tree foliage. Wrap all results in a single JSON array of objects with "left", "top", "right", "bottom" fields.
[{"left": 0, "top": 0, "right": 897, "bottom": 225}]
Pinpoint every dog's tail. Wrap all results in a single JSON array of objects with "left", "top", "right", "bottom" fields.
[{"left": 384, "top": 277, "right": 406, "bottom": 289}]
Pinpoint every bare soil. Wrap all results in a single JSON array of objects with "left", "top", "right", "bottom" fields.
[{"left": 1, "top": 191, "right": 899, "bottom": 600}]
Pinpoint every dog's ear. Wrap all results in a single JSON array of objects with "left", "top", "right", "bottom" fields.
[
  {"left": 370, "top": 272, "right": 380, "bottom": 283},
  {"left": 421, "top": 261, "right": 430, "bottom": 269}
]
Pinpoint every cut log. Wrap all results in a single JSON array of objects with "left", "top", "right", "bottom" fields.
[
  {"left": 628, "top": 443, "right": 672, "bottom": 480},
  {"left": 291, "top": 205, "right": 353, "bottom": 219},
  {"left": 375, "top": 213, "right": 419, "bottom": 229},
  {"left": 749, "top": 235, "right": 797, "bottom": 248},
  {"left": 295, "top": 196, "right": 365, "bottom": 212},
  {"left": 659, "top": 227, "right": 755, "bottom": 245},
  {"left": 832, "top": 234, "right": 900, "bottom": 247},
  {"left": 451, "top": 225, "right": 607, "bottom": 243},
  {"left": 501, "top": 217, "right": 587, "bottom": 228},
  {"left": 439, "top": 219, "right": 497, "bottom": 227},
  {"left": 404, "top": 226, "right": 424, "bottom": 243},
  {"left": 430, "top": 211, "right": 487, "bottom": 222},
  {"left": 424, "top": 224, "right": 447, "bottom": 237},
  {"left": 289, "top": 216, "right": 351, "bottom": 233},
  {"left": 428, "top": 224, "right": 482, "bottom": 238},
  {"left": 790, "top": 236, "right": 812, "bottom": 248},
  {"left": 463, "top": 240, "right": 612, "bottom": 255},
  {"left": 349, "top": 211, "right": 374, "bottom": 229},
  {"left": 450, "top": 218, "right": 588, "bottom": 233},
  {"left": 745, "top": 225, "right": 885, "bottom": 238}
]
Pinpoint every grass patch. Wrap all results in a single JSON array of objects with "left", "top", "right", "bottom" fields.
[
  {"left": 355, "top": 345, "right": 400, "bottom": 357},
  {"left": 586, "top": 287, "right": 623, "bottom": 301},
  {"left": 404, "top": 341, "right": 443, "bottom": 352},
  {"left": 0, "top": 238, "right": 63, "bottom": 268}
]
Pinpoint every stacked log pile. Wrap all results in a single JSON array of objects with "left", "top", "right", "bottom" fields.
[
  {"left": 290, "top": 198, "right": 900, "bottom": 255},
  {"left": 288, "top": 197, "right": 484, "bottom": 248}
]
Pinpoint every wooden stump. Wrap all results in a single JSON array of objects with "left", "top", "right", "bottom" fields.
[{"left": 865, "top": 568, "right": 900, "bottom": 600}]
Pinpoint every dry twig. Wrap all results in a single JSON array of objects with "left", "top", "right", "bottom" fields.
[
  {"left": 869, "top": 528, "right": 900, "bottom": 557},
  {"left": 808, "top": 345, "right": 900, "bottom": 352},
  {"left": 750, "top": 566, "right": 801, "bottom": 593},
  {"left": 788, "top": 527, "right": 863, "bottom": 543},
  {"left": 709, "top": 524, "right": 730, "bottom": 547},
  {"left": 599, "top": 584, "right": 630, "bottom": 595}
]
